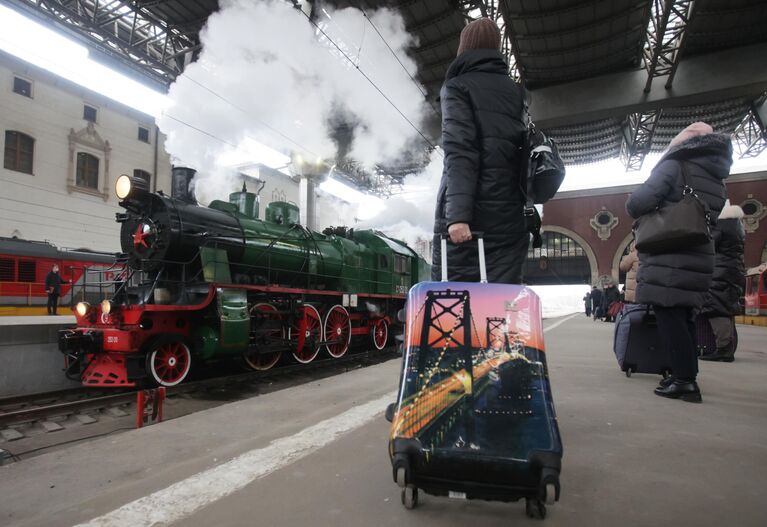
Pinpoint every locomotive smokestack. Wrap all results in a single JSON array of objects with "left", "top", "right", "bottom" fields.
[{"left": 171, "top": 166, "right": 197, "bottom": 204}]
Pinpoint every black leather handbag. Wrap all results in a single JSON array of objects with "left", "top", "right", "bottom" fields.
[{"left": 633, "top": 162, "right": 712, "bottom": 254}]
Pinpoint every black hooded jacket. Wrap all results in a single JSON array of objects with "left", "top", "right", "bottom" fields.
[
  {"left": 700, "top": 206, "right": 746, "bottom": 317},
  {"left": 432, "top": 50, "right": 528, "bottom": 283},
  {"left": 626, "top": 134, "right": 732, "bottom": 308}
]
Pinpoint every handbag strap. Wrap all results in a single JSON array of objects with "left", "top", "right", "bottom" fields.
[{"left": 679, "top": 161, "right": 714, "bottom": 223}]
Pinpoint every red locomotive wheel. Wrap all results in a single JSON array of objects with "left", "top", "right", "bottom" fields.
[
  {"left": 147, "top": 341, "right": 191, "bottom": 386},
  {"left": 291, "top": 305, "right": 322, "bottom": 363},
  {"left": 243, "top": 303, "right": 283, "bottom": 371},
  {"left": 323, "top": 305, "right": 351, "bottom": 358},
  {"left": 371, "top": 318, "right": 388, "bottom": 350}
]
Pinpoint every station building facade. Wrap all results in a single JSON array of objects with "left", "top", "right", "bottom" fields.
[
  {"left": 532, "top": 172, "right": 767, "bottom": 286},
  {"left": 0, "top": 50, "right": 173, "bottom": 253}
]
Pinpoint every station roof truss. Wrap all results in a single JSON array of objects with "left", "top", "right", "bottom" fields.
[{"left": 8, "top": 0, "right": 767, "bottom": 190}]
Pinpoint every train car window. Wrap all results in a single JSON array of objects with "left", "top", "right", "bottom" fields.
[
  {"left": 379, "top": 255, "right": 389, "bottom": 269},
  {"left": 0, "top": 258, "right": 14, "bottom": 281},
  {"left": 18, "top": 260, "right": 36, "bottom": 283},
  {"left": 76, "top": 152, "right": 99, "bottom": 189},
  {"left": 4, "top": 130, "right": 34, "bottom": 174},
  {"left": 394, "top": 255, "right": 408, "bottom": 274}
]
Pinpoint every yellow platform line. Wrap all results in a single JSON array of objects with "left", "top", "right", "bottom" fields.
[{"left": 735, "top": 315, "right": 767, "bottom": 327}]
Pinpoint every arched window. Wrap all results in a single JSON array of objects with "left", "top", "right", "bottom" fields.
[
  {"left": 4, "top": 131, "right": 34, "bottom": 174},
  {"left": 76, "top": 152, "right": 99, "bottom": 189},
  {"left": 523, "top": 231, "right": 592, "bottom": 285},
  {"left": 134, "top": 169, "right": 151, "bottom": 184}
]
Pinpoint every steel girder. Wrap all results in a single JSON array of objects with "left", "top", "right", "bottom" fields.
[
  {"left": 5, "top": 0, "right": 201, "bottom": 88},
  {"left": 732, "top": 97, "right": 767, "bottom": 159},
  {"left": 620, "top": 109, "right": 663, "bottom": 171},
  {"left": 643, "top": 0, "right": 695, "bottom": 92}
]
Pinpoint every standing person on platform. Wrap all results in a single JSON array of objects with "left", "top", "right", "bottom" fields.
[
  {"left": 699, "top": 202, "right": 746, "bottom": 362},
  {"left": 45, "top": 264, "right": 67, "bottom": 316},
  {"left": 583, "top": 290, "right": 592, "bottom": 317},
  {"left": 626, "top": 122, "right": 730, "bottom": 402},
  {"left": 590, "top": 285, "right": 603, "bottom": 320},
  {"left": 620, "top": 243, "right": 639, "bottom": 304},
  {"left": 602, "top": 280, "right": 621, "bottom": 322},
  {"left": 432, "top": 18, "right": 528, "bottom": 283}
]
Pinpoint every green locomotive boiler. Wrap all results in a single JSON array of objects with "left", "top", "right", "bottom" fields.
[{"left": 59, "top": 168, "right": 430, "bottom": 387}]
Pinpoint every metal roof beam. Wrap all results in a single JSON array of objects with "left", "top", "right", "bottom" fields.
[
  {"left": 732, "top": 95, "right": 767, "bottom": 159},
  {"left": 642, "top": 0, "right": 695, "bottom": 92},
  {"left": 528, "top": 42, "right": 767, "bottom": 129},
  {"left": 620, "top": 109, "right": 662, "bottom": 171}
]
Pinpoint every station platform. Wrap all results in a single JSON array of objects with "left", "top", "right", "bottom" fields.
[
  {"left": 0, "top": 315, "right": 78, "bottom": 397},
  {"left": 1, "top": 314, "right": 765, "bottom": 527}
]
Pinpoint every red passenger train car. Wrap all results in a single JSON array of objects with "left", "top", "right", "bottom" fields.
[
  {"left": 0, "top": 236, "right": 119, "bottom": 315},
  {"left": 744, "top": 263, "right": 767, "bottom": 317}
]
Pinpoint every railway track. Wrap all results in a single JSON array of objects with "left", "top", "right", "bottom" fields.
[{"left": 0, "top": 347, "right": 399, "bottom": 429}]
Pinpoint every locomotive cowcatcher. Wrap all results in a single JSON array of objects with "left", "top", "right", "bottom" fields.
[{"left": 59, "top": 168, "right": 429, "bottom": 387}]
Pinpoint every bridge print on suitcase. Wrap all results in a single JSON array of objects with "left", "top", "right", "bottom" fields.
[{"left": 387, "top": 280, "right": 563, "bottom": 519}]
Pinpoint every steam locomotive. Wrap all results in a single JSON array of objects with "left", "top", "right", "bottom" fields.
[{"left": 59, "top": 168, "right": 429, "bottom": 387}]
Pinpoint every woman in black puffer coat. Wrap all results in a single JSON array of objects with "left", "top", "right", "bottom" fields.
[
  {"left": 432, "top": 18, "right": 528, "bottom": 283},
  {"left": 626, "top": 122, "right": 731, "bottom": 403},
  {"left": 699, "top": 202, "right": 746, "bottom": 361}
]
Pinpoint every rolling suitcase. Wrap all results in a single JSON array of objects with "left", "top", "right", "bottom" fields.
[
  {"left": 613, "top": 304, "right": 671, "bottom": 378},
  {"left": 386, "top": 234, "right": 562, "bottom": 519},
  {"left": 695, "top": 315, "right": 738, "bottom": 357}
]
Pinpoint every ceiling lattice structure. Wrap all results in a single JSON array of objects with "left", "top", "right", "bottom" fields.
[{"left": 7, "top": 0, "right": 767, "bottom": 187}]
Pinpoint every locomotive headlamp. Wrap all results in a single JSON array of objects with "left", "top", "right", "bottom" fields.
[
  {"left": 115, "top": 174, "right": 149, "bottom": 200},
  {"left": 115, "top": 174, "right": 132, "bottom": 199},
  {"left": 75, "top": 302, "right": 91, "bottom": 317},
  {"left": 101, "top": 299, "right": 115, "bottom": 315}
]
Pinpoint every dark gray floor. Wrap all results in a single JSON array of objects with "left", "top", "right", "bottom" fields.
[{"left": 1, "top": 315, "right": 765, "bottom": 526}]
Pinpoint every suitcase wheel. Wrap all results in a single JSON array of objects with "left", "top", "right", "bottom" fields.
[
  {"left": 401, "top": 486, "right": 418, "bottom": 510},
  {"left": 625, "top": 367, "right": 632, "bottom": 378},
  {"left": 525, "top": 498, "right": 546, "bottom": 520},
  {"left": 544, "top": 482, "right": 557, "bottom": 506},
  {"left": 395, "top": 466, "right": 406, "bottom": 488}
]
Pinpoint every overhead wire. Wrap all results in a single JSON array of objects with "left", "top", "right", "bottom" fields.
[
  {"left": 359, "top": 9, "right": 442, "bottom": 118},
  {"left": 298, "top": 8, "right": 440, "bottom": 153}
]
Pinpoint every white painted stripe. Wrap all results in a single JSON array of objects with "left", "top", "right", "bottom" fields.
[
  {"left": 74, "top": 391, "right": 397, "bottom": 527},
  {"left": 543, "top": 312, "right": 579, "bottom": 334}
]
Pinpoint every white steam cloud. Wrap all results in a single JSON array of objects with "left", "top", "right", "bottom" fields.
[
  {"left": 157, "top": 0, "right": 429, "bottom": 203},
  {"left": 359, "top": 150, "right": 443, "bottom": 260}
]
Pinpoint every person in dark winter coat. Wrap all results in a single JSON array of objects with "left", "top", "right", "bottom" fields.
[
  {"left": 601, "top": 281, "right": 621, "bottom": 322},
  {"left": 626, "top": 122, "right": 730, "bottom": 403},
  {"left": 44, "top": 264, "right": 67, "bottom": 315},
  {"left": 590, "top": 286, "right": 603, "bottom": 320},
  {"left": 583, "top": 291, "right": 592, "bottom": 317},
  {"left": 699, "top": 202, "right": 746, "bottom": 362},
  {"left": 432, "top": 18, "right": 528, "bottom": 283}
]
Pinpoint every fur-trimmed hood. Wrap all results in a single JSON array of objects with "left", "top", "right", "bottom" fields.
[
  {"left": 718, "top": 203, "right": 744, "bottom": 220},
  {"left": 659, "top": 132, "right": 733, "bottom": 180}
]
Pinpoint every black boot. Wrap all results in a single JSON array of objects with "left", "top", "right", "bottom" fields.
[
  {"left": 654, "top": 380, "right": 702, "bottom": 403},
  {"left": 700, "top": 348, "right": 734, "bottom": 362}
]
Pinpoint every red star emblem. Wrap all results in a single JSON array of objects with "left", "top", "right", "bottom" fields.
[{"left": 133, "top": 224, "right": 150, "bottom": 248}]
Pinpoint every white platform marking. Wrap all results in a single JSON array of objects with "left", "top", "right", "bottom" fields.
[
  {"left": 75, "top": 391, "right": 397, "bottom": 527},
  {"left": 543, "top": 313, "right": 580, "bottom": 334}
]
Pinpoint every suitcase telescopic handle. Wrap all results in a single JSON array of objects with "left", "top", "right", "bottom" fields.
[{"left": 440, "top": 231, "right": 487, "bottom": 284}]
